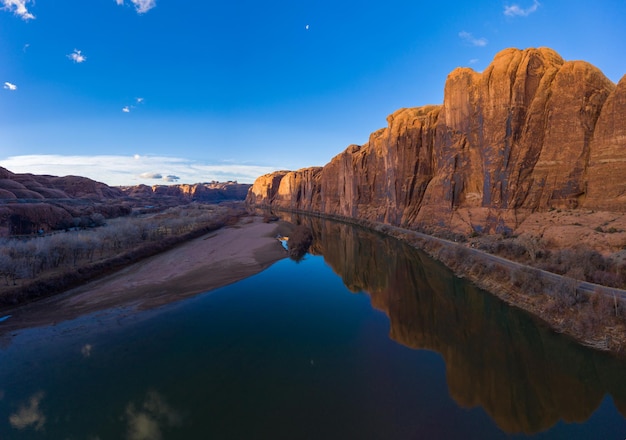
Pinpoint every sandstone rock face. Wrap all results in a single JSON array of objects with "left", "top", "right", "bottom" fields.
[
  {"left": 0, "top": 168, "right": 124, "bottom": 200},
  {"left": 0, "top": 167, "right": 131, "bottom": 235},
  {"left": 247, "top": 48, "right": 625, "bottom": 233},
  {"left": 0, "top": 166, "right": 250, "bottom": 236},
  {"left": 585, "top": 74, "right": 626, "bottom": 210},
  {"left": 120, "top": 181, "right": 251, "bottom": 202}
]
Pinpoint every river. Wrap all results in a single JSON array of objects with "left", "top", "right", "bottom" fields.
[{"left": 0, "top": 216, "right": 625, "bottom": 439}]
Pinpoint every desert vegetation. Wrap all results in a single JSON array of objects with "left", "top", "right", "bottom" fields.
[
  {"left": 0, "top": 202, "right": 247, "bottom": 306},
  {"left": 466, "top": 234, "right": 626, "bottom": 289},
  {"left": 388, "top": 229, "right": 626, "bottom": 355}
]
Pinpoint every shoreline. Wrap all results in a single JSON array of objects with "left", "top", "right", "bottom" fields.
[
  {"left": 0, "top": 216, "right": 287, "bottom": 335},
  {"left": 254, "top": 206, "right": 626, "bottom": 359}
]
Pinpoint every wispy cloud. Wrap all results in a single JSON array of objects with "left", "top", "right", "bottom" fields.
[
  {"left": 116, "top": 0, "right": 156, "bottom": 14},
  {"left": 504, "top": 0, "right": 540, "bottom": 17},
  {"left": 67, "top": 49, "right": 87, "bottom": 63},
  {"left": 139, "top": 172, "right": 163, "bottom": 179},
  {"left": 459, "top": 31, "right": 488, "bottom": 47},
  {"left": 3, "top": 82, "right": 17, "bottom": 91},
  {"left": 0, "top": 154, "right": 281, "bottom": 185},
  {"left": 2, "top": 0, "right": 35, "bottom": 20},
  {"left": 122, "top": 97, "right": 144, "bottom": 113}
]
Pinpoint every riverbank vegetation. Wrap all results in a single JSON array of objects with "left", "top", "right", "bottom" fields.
[
  {"left": 0, "top": 202, "right": 247, "bottom": 307},
  {"left": 379, "top": 226, "right": 626, "bottom": 356}
]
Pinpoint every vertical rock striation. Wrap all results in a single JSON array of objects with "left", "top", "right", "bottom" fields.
[{"left": 247, "top": 48, "right": 625, "bottom": 233}]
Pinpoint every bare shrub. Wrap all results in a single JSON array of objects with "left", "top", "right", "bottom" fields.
[
  {"left": 554, "top": 277, "right": 581, "bottom": 307},
  {"left": 512, "top": 267, "right": 544, "bottom": 295},
  {"left": 0, "top": 202, "right": 248, "bottom": 304},
  {"left": 590, "top": 289, "right": 616, "bottom": 318},
  {"left": 469, "top": 259, "right": 489, "bottom": 277},
  {"left": 490, "top": 264, "right": 510, "bottom": 282}
]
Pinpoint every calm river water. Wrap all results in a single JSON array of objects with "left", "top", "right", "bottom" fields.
[{"left": 1, "top": 217, "right": 625, "bottom": 439}]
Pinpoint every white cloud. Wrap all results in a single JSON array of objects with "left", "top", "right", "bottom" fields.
[
  {"left": 117, "top": 0, "right": 156, "bottom": 14},
  {"left": 162, "top": 175, "right": 180, "bottom": 182},
  {"left": 9, "top": 392, "right": 46, "bottom": 431},
  {"left": 0, "top": 154, "right": 280, "bottom": 185},
  {"left": 68, "top": 49, "right": 87, "bottom": 63},
  {"left": 4, "top": 82, "right": 17, "bottom": 91},
  {"left": 459, "top": 31, "right": 488, "bottom": 47},
  {"left": 139, "top": 172, "right": 163, "bottom": 179},
  {"left": 122, "top": 98, "right": 144, "bottom": 113},
  {"left": 504, "top": 0, "right": 540, "bottom": 17},
  {"left": 2, "top": 0, "right": 35, "bottom": 20}
]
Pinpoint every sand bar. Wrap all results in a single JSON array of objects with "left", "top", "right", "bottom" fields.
[{"left": 0, "top": 217, "right": 287, "bottom": 335}]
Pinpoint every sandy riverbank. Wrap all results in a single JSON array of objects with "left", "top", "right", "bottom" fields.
[{"left": 0, "top": 217, "right": 288, "bottom": 334}]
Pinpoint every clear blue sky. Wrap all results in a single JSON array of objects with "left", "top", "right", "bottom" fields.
[{"left": 1, "top": 0, "right": 625, "bottom": 185}]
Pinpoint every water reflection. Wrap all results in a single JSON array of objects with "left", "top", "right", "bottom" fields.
[
  {"left": 125, "top": 391, "right": 182, "bottom": 440},
  {"left": 280, "top": 213, "right": 626, "bottom": 434},
  {"left": 9, "top": 391, "right": 46, "bottom": 432}
]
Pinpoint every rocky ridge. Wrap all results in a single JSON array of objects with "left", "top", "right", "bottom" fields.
[
  {"left": 247, "top": 47, "right": 626, "bottom": 238},
  {"left": 0, "top": 166, "right": 250, "bottom": 236}
]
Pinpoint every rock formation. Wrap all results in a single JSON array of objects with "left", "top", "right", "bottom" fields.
[
  {"left": 121, "top": 181, "right": 251, "bottom": 203},
  {"left": 0, "top": 166, "right": 251, "bottom": 236},
  {"left": 247, "top": 48, "right": 626, "bottom": 234}
]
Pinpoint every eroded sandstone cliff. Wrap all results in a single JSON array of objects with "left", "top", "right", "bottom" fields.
[
  {"left": 0, "top": 166, "right": 251, "bottom": 236},
  {"left": 247, "top": 48, "right": 626, "bottom": 234}
]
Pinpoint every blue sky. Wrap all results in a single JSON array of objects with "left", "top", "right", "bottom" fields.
[{"left": 1, "top": 0, "right": 625, "bottom": 185}]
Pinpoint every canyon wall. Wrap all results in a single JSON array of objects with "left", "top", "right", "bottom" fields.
[
  {"left": 247, "top": 48, "right": 626, "bottom": 234},
  {"left": 0, "top": 166, "right": 250, "bottom": 235}
]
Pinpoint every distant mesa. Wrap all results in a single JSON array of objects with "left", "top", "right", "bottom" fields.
[
  {"left": 247, "top": 47, "right": 626, "bottom": 236},
  {"left": 0, "top": 166, "right": 250, "bottom": 237}
]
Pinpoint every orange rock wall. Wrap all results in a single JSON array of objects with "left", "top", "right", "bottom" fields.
[{"left": 247, "top": 48, "right": 626, "bottom": 233}]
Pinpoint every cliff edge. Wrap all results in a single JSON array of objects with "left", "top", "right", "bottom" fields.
[{"left": 247, "top": 47, "right": 626, "bottom": 237}]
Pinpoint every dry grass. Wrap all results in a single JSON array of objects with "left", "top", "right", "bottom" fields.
[{"left": 0, "top": 202, "right": 248, "bottom": 307}]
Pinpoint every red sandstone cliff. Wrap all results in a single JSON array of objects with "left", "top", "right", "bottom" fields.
[
  {"left": 247, "top": 48, "right": 626, "bottom": 234},
  {"left": 0, "top": 166, "right": 250, "bottom": 236}
]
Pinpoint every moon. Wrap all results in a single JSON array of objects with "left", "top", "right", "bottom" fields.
[{"left": 305, "top": 24, "right": 310, "bottom": 30}]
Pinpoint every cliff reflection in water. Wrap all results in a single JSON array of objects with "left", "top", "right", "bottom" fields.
[{"left": 280, "top": 213, "right": 626, "bottom": 435}]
